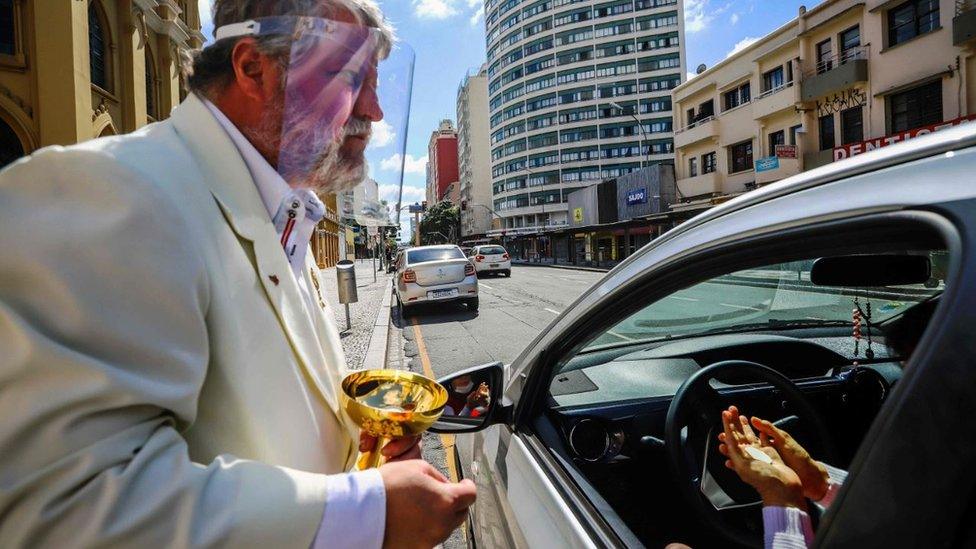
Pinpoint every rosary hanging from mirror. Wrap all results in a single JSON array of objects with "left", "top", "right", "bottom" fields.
[{"left": 852, "top": 296, "right": 874, "bottom": 361}]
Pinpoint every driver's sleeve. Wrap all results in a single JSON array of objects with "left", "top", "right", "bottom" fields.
[
  {"left": 814, "top": 463, "right": 848, "bottom": 510},
  {"left": 762, "top": 464, "right": 848, "bottom": 549}
]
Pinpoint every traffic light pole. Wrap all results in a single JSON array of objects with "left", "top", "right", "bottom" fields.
[{"left": 414, "top": 210, "right": 421, "bottom": 246}]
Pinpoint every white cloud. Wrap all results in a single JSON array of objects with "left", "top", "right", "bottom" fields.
[
  {"left": 730, "top": 13, "right": 740, "bottom": 25},
  {"left": 684, "top": 0, "right": 712, "bottom": 33},
  {"left": 370, "top": 120, "right": 396, "bottom": 148},
  {"left": 469, "top": 5, "right": 485, "bottom": 27},
  {"left": 380, "top": 153, "right": 428, "bottom": 175},
  {"left": 413, "top": 0, "right": 459, "bottom": 19},
  {"left": 726, "top": 36, "right": 760, "bottom": 58},
  {"left": 379, "top": 183, "right": 425, "bottom": 204}
]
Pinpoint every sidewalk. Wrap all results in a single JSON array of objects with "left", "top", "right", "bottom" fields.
[
  {"left": 511, "top": 259, "right": 611, "bottom": 273},
  {"left": 320, "top": 259, "right": 392, "bottom": 370}
]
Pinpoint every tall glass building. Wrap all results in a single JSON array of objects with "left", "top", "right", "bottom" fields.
[{"left": 483, "top": 0, "right": 686, "bottom": 230}]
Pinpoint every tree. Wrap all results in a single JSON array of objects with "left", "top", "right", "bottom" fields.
[{"left": 419, "top": 201, "right": 460, "bottom": 245}]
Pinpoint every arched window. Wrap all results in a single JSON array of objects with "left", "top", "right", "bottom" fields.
[
  {"left": 145, "top": 47, "right": 157, "bottom": 119},
  {"left": 0, "top": 0, "right": 14, "bottom": 56},
  {"left": 88, "top": 2, "right": 109, "bottom": 91},
  {"left": 0, "top": 117, "right": 25, "bottom": 169}
]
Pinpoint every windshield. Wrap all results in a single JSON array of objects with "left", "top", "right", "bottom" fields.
[
  {"left": 584, "top": 253, "right": 946, "bottom": 350},
  {"left": 407, "top": 248, "right": 465, "bottom": 264}
]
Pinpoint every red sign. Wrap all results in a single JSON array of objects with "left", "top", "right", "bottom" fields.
[
  {"left": 833, "top": 115, "right": 976, "bottom": 161},
  {"left": 775, "top": 145, "right": 797, "bottom": 159}
]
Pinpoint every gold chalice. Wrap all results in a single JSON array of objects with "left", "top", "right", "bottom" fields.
[{"left": 341, "top": 369, "right": 448, "bottom": 469}]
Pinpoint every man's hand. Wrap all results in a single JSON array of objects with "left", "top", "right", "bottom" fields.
[
  {"left": 379, "top": 460, "right": 477, "bottom": 549},
  {"left": 360, "top": 432, "right": 422, "bottom": 462},
  {"left": 717, "top": 406, "right": 805, "bottom": 509},
  {"left": 750, "top": 416, "right": 830, "bottom": 501},
  {"left": 466, "top": 382, "right": 490, "bottom": 409}
]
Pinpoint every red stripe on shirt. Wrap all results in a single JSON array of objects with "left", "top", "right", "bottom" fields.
[{"left": 281, "top": 218, "right": 296, "bottom": 247}]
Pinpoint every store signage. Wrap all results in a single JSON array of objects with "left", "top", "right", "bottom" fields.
[
  {"left": 626, "top": 188, "right": 648, "bottom": 206},
  {"left": 833, "top": 115, "right": 976, "bottom": 161},
  {"left": 775, "top": 145, "right": 797, "bottom": 159},
  {"left": 755, "top": 156, "right": 780, "bottom": 172},
  {"left": 573, "top": 207, "right": 584, "bottom": 222},
  {"left": 407, "top": 203, "right": 423, "bottom": 213}
]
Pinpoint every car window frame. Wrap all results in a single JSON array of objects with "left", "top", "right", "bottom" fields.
[{"left": 510, "top": 209, "right": 962, "bottom": 548}]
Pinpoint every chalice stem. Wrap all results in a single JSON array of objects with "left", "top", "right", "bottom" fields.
[{"left": 357, "top": 435, "right": 392, "bottom": 470}]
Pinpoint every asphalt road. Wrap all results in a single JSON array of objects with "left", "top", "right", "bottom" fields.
[{"left": 402, "top": 265, "right": 605, "bottom": 379}]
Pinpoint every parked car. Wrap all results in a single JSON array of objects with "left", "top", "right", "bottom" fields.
[
  {"left": 394, "top": 245, "right": 478, "bottom": 316},
  {"left": 467, "top": 245, "right": 512, "bottom": 277},
  {"left": 429, "top": 125, "right": 976, "bottom": 548}
]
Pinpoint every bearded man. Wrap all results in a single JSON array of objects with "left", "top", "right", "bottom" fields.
[{"left": 0, "top": 1, "right": 475, "bottom": 548}]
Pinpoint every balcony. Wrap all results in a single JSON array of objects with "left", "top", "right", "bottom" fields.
[
  {"left": 676, "top": 171, "right": 721, "bottom": 199},
  {"left": 674, "top": 115, "right": 720, "bottom": 149},
  {"left": 800, "top": 47, "right": 869, "bottom": 102},
  {"left": 955, "top": 0, "right": 976, "bottom": 45},
  {"left": 753, "top": 83, "right": 797, "bottom": 120}
]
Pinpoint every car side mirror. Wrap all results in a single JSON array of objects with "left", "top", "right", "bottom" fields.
[{"left": 429, "top": 362, "right": 508, "bottom": 433}]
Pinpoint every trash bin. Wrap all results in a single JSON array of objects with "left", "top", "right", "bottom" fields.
[{"left": 336, "top": 260, "right": 358, "bottom": 304}]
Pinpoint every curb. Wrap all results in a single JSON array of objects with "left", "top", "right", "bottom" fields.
[{"left": 361, "top": 280, "right": 393, "bottom": 371}]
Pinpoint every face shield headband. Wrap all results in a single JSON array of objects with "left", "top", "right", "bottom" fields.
[{"left": 213, "top": 16, "right": 414, "bottom": 227}]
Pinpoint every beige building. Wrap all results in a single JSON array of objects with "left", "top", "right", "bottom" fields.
[
  {"left": 0, "top": 1, "right": 205, "bottom": 169},
  {"left": 672, "top": 0, "right": 976, "bottom": 213},
  {"left": 456, "top": 64, "right": 496, "bottom": 239}
]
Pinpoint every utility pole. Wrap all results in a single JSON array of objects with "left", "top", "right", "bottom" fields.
[{"left": 414, "top": 210, "right": 421, "bottom": 246}]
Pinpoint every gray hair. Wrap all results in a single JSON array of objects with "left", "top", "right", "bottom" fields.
[{"left": 185, "top": 0, "right": 395, "bottom": 98}]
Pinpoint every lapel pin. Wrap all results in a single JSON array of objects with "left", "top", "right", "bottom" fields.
[{"left": 269, "top": 274, "right": 280, "bottom": 286}]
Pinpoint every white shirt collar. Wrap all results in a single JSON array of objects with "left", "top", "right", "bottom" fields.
[{"left": 201, "top": 97, "right": 290, "bottom": 219}]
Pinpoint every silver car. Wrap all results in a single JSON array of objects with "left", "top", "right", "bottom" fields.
[
  {"left": 395, "top": 245, "right": 479, "bottom": 316},
  {"left": 428, "top": 125, "right": 976, "bottom": 548}
]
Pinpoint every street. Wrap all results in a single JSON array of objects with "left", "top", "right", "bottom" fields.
[{"left": 401, "top": 265, "right": 605, "bottom": 380}]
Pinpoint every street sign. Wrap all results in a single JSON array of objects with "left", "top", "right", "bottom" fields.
[
  {"left": 775, "top": 145, "right": 797, "bottom": 159},
  {"left": 755, "top": 156, "right": 780, "bottom": 172},
  {"left": 408, "top": 203, "right": 423, "bottom": 214},
  {"left": 626, "top": 187, "right": 647, "bottom": 206},
  {"left": 573, "top": 207, "right": 584, "bottom": 222}
]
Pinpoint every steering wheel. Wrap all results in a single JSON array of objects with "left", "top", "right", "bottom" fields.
[{"left": 664, "top": 360, "right": 837, "bottom": 548}]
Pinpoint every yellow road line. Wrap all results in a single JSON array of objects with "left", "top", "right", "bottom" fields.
[{"left": 411, "top": 317, "right": 460, "bottom": 484}]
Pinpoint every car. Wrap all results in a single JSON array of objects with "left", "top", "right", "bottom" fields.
[
  {"left": 428, "top": 124, "right": 976, "bottom": 548},
  {"left": 394, "top": 244, "right": 479, "bottom": 316},
  {"left": 467, "top": 244, "right": 512, "bottom": 277}
]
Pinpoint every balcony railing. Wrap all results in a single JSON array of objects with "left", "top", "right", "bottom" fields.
[
  {"left": 955, "top": 0, "right": 976, "bottom": 44},
  {"left": 803, "top": 45, "right": 869, "bottom": 79},
  {"left": 958, "top": 0, "right": 976, "bottom": 15},
  {"left": 676, "top": 114, "right": 715, "bottom": 134},
  {"left": 801, "top": 45, "right": 869, "bottom": 102}
]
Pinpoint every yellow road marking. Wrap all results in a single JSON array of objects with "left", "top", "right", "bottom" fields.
[{"left": 411, "top": 317, "right": 460, "bottom": 484}]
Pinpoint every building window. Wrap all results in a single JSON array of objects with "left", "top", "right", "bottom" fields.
[
  {"left": 762, "top": 67, "right": 784, "bottom": 93},
  {"left": 729, "top": 140, "right": 753, "bottom": 173},
  {"left": 723, "top": 82, "right": 751, "bottom": 111},
  {"left": 702, "top": 151, "right": 716, "bottom": 174},
  {"left": 789, "top": 124, "right": 803, "bottom": 145},
  {"left": 89, "top": 2, "right": 110, "bottom": 91},
  {"left": 841, "top": 107, "right": 864, "bottom": 145},
  {"left": 888, "top": 79, "right": 942, "bottom": 133},
  {"left": 145, "top": 48, "right": 157, "bottom": 119},
  {"left": 888, "top": 0, "right": 939, "bottom": 47},
  {"left": 688, "top": 156, "right": 698, "bottom": 177},
  {"left": 819, "top": 114, "right": 835, "bottom": 151},
  {"left": 816, "top": 39, "right": 833, "bottom": 74},
  {"left": 768, "top": 130, "right": 785, "bottom": 157},
  {"left": 0, "top": 118, "right": 24, "bottom": 169},
  {"left": 839, "top": 25, "right": 861, "bottom": 62},
  {"left": 0, "top": 0, "right": 15, "bottom": 56}
]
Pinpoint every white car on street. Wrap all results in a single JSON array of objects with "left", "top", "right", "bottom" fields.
[
  {"left": 467, "top": 245, "right": 512, "bottom": 277},
  {"left": 427, "top": 125, "right": 976, "bottom": 548},
  {"left": 394, "top": 245, "right": 478, "bottom": 316}
]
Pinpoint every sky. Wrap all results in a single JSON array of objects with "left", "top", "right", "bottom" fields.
[{"left": 197, "top": 0, "right": 811, "bottom": 229}]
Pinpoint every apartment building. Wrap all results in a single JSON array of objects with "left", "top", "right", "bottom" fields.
[
  {"left": 483, "top": 0, "right": 687, "bottom": 233},
  {"left": 456, "top": 65, "right": 496, "bottom": 238},
  {"left": 672, "top": 0, "right": 976, "bottom": 213},
  {"left": 426, "top": 119, "right": 460, "bottom": 205}
]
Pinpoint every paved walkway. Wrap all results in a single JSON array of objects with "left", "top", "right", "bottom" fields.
[{"left": 320, "top": 259, "right": 392, "bottom": 370}]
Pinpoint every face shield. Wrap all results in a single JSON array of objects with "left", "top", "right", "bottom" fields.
[{"left": 214, "top": 16, "right": 414, "bottom": 227}]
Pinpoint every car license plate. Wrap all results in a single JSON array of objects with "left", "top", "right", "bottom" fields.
[
  {"left": 429, "top": 289, "right": 459, "bottom": 299},
  {"left": 490, "top": 263, "right": 499, "bottom": 268}
]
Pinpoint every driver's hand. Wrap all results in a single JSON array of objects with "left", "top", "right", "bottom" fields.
[
  {"left": 749, "top": 416, "right": 830, "bottom": 501},
  {"left": 717, "top": 406, "right": 805, "bottom": 509}
]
